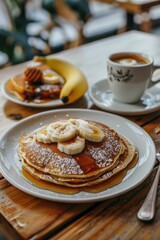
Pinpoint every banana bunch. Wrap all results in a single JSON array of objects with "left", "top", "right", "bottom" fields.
[
  {"left": 36, "top": 119, "right": 104, "bottom": 155},
  {"left": 33, "top": 56, "right": 88, "bottom": 104}
]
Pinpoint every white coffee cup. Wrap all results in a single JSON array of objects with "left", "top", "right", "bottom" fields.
[{"left": 107, "top": 52, "right": 154, "bottom": 103}]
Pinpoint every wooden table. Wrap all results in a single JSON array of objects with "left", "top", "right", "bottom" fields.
[
  {"left": 99, "top": 0, "right": 160, "bottom": 31},
  {"left": 0, "top": 30, "right": 160, "bottom": 240}
]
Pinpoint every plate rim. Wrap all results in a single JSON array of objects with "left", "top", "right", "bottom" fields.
[
  {"left": 89, "top": 79, "right": 160, "bottom": 116},
  {"left": 0, "top": 108, "right": 156, "bottom": 203}
]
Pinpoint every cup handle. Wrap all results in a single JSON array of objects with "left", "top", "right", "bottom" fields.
[{"left": 152, "top": 65, "right": 160, "bottom": 82}]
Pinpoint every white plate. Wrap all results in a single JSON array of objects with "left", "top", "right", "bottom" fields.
[
  {"left": 1, "top": 78, "right": 90, "bottom": 109},
  {"left": 89, "top": 79, "right": 160, "bottom": 116},
  {"left": 0, "top": 109, "right": 156, "bottom": 203},
  {"left": 1, "top": 58, "right": 87, "bottom": 108},
  {"left": 1, "top": 78, "right": 64, "bottom": 108}
]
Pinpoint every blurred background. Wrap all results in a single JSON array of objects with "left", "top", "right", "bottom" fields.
[{"left": 0, "top": 0, "right": 160, "bottom": 69}]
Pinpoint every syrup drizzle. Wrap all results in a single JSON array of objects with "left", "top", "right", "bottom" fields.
[{"left": 22, "top": 155, "right": 138, "bottom": 195}]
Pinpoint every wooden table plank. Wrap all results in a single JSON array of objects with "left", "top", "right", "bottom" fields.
[
  {"left": 0, "top": 179, "right": 10, "bottom": 190},
  {"left": 50, "top": 170, "right": 159, "bottom": 240},
  {"left": 2, "top": 93, "right": 160, "bottom": 130},
  {"left": 0, "top": 185, "right": 94, "bottom": 240}
]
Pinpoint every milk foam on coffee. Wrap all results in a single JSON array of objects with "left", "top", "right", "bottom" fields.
[{"left": 118, "top": 58, "right": 137, "bottom": 66}]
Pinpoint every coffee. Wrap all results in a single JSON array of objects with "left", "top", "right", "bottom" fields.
[
  {"left": 110, "top": 53, "right": 150, "bottom": 66},
  {"left": 107, "top": 52, "right": 154, "bottom": 103}
]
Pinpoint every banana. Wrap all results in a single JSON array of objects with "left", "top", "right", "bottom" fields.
[
  {"left": 33, "top": 56, "right": 88, "bottom": 104},
  {"left": 36, "top": 119, "right": 104, "bottom": 155},
  {"left": 46, "top": 120, "right": 76, "bottom": 143},
  {"left": 69, "top": 118, "right": 87, "bottom": 129},
  {"left": 79, "top": 124, "right": 104, "bottom": 142},
  {"left": 36, "top": 120, "right": 76, "bottom": 143},
  {"left": 42, "top": 69, "right": 60, "bottom": 84},
  {"left": 58, "top": 136, "right": 85, "bottom": 155},
  {"left": 36, "top": 127, "right": 53, "bottom": 144},
  {"left": 69, "top": 119, "right": 105, "bottom": 142}
]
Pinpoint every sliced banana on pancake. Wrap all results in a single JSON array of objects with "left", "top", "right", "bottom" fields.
[
  {"left": 69, "top": 119, "right": 104, "bottom": 142},
  {"left": 58, "top": 136, "right": 85, "bottom": 155},
  {"left": 79, "top": 124, "right": 104, "bottom": 142},
  {"left": 36, "top": 127, "right": 53, "bottom": 143},
  {"left": 36, "top": 120, "right": 77, "bottom": 144},
  {"left": 47, "top": 121, "right": 76, "bottom": 143},
  {"left": 36, "top": 119, "right": 104, "bottom": 146}
]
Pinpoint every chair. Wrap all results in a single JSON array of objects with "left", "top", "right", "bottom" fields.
[
  {"left": 82, "top": 1, "right": 126, "bottom": 43},
  {"left": 0, "top": 1, "right": 52, "bottom": 65}
]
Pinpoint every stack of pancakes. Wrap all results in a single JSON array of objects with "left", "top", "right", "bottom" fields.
[
  {"left": 7, "top": 63, "right": 64, "bottom": 103},
  {"left": 18, "top": 119, "right": 137, "bottom": 189}
]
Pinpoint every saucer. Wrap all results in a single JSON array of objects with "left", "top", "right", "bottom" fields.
[{"left": 89, "top": 79, "right": 160, "bottom": 116}]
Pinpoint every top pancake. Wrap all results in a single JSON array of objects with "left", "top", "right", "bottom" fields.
[{"left": 18, "top": 120, "right": 125, "bottom": 179}]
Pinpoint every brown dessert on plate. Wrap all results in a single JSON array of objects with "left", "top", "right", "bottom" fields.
[
  {"left": 18, "top": 118, "right": 138, "bottom": 194},
  {"left": 6, "top": 62, "right": 64, "bottom": 103}
]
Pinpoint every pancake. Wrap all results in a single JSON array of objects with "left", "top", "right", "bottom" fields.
[
  {"left": 18, "top": 120, "right": 125, "bottom": 180},
  {"left": 21, "top": 136, "right": 137, "bottom": 187},
  {"left": 7, "top": 63, "right": 64, "bottom": 103},
  {"left": 18, "top": 118, "right": 137, "bottom": 190}
]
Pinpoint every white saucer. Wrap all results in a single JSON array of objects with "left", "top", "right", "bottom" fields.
[{"left": 89, "top": 79, "right": 160, "bottom": 116}]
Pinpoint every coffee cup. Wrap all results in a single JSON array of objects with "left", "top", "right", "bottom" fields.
[{"left": 107, "top": 52, "right": 154, "bottom": 103}]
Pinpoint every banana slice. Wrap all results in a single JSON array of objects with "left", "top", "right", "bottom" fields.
[
  {"left": 47, "top": 120, "right": 76, "bottom": 143},
  {"left": 36, "top": 127, "right": 53, "bottom": 143},
  {"left": 58, "top": 136, "right": 85, "bottom": 155},
  {"left": 69, "top": 119, "right": 87, "bottom": 129},
  {"left": 69, "top": 119, "right": 104, "bottom": 142},
  {"left": 79, "top": 124, "right": 104, "bottom": 142},
  {"left": 42, "top": 70, "right": 60, "bottom": 84}
]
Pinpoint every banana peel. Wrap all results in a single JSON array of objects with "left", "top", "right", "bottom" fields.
[{"left": 34, "top": 56, "right": 88, "bottom": 104}]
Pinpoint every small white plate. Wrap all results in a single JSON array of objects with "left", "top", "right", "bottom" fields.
[
  {"left": 1, "top": 58, "right": 87, "bottom": 108},
  {"left": 0, "top": 109, "right": 155, "bottom": 203},
  {"left": 1, "top": 78, "right": 64, "bottom": 108},
  {"left": 89, "top": 79, "right": 160, "bottom": 116}
]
